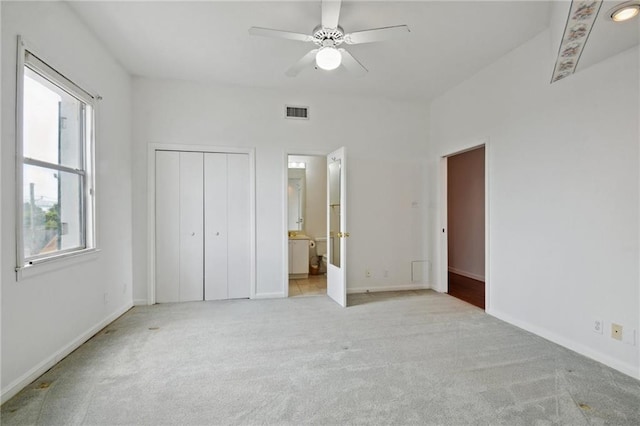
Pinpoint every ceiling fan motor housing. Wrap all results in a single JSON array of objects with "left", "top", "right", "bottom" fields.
[{"left": 313, "top": 25, "right": 345, "bottom": 46}]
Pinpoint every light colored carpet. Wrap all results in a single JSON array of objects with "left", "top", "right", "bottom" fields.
[{"left": 2, "top": 290, "right": 639, "bottom": 425}]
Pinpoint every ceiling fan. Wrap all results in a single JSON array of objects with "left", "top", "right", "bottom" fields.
[{"left": 248, "top": 0, "right": 410, "bottom": 77}]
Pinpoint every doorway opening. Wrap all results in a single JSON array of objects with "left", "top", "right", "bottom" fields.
[
  {"left": 443, "top": 145, "right": 487, "bottom": 309},
  {"left": 287, "top": 154, "right": 328, "bottom": 297}
]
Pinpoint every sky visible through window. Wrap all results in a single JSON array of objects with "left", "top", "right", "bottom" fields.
[{"left": 23, "top": 71, "right": 61, "bottom": 210}]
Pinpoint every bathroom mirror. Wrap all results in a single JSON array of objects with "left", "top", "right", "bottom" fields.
[
  {"left": 287, "top": 168, "right": 305, "bottom": 231},
  {"left": 328, "top": 159, "right": 341, "bottom": 267}
]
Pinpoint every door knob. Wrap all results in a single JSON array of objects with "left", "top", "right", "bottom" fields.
[{"left": 191, "top": 232, "right": 195, "bottom": 236}]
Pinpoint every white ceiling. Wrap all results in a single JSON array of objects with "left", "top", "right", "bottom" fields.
[
  {"left": 69, "top": 1, "right": 554, "bottom": 102},
  {"left": 578, "top": 0, "right": 640, "bottom": 71}
]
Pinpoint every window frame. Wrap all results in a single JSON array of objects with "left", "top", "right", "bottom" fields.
[{"left": 16, "top": 36, "right": 98, "bottom": 276}]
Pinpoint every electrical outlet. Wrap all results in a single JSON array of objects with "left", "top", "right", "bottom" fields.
[
  {"left": 611, "top": 323, "right": 623, "bottom": 341},
  {"left": 383, "top": 270, "right": 389, "bottom": 278},
  {"left": 365, "top": 269, "right": 371, "bottom": 278},
  {"left": 123, "top": 282, "right": 127, "bottom": 294},
  {"left": 593, "top": 319, "right": 603, "bottom": 334},
  {"left": 103, "top": 292, "right": 109, "bottom": 305}
]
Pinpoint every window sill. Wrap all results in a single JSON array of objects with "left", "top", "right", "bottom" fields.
[{"left": 16, "top": 248, "right": 101, "bottom": 281}]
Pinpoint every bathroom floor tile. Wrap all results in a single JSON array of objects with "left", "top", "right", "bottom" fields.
[
  {"left": 288, "top": 282, "right": 302, "bottom": 296},
  {"left": 289, "top": 275, "right": 326, "bottom": 297}
]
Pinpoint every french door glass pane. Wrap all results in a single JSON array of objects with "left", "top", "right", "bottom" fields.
[
  {"left": 23, "top": 67, "right": 83, "bottom": 169},
  {"left": 23, "top": 164, "right": 83, "bottom": 258}
]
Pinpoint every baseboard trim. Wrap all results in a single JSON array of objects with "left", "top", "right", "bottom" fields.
[
  {"left": 447, "top": 267, "right": 484, "bottom": 282},
  {"left": 347, "top": 284, "right": 431, "bottom": 294},
  {"left": 1, "top": 302, "right": 133, "bottom": 404},
  {"left": 133, "top": 298, "right": 149, "bottom": 306},
  {"left": 253, "top": 292, "right": 285, "bottom": 299},
  {"left": 487, "top": 308, "right": 640, "bottom": 380}
]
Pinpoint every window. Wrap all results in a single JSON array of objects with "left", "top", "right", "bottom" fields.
[{"left": 17, "top": 41, "right": 96, "bottom": 270}]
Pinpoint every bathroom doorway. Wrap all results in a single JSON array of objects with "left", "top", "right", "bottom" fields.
[
  {"left": 286, "top": 154, "right": 327, "bottom": 297},
  {"left": 442, "top": 144, "right": 487, "bottom": 309}
]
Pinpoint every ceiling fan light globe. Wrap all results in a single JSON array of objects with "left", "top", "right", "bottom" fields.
[{"left": 316, "top": 47, "right": 342, "bottom": 70}]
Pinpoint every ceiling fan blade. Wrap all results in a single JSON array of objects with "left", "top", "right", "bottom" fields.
[
  {"left": 338, "top": 49, "right": 367, "bottom": 77},
  {"left": 344, "top": 25, "right": 410, "bottom": 45},
  {"left": 286, "top": 49, "right": 319, "bottom": 77},
  {"left": 321, "top": 0, "right": 342, "bottom": 29},
  {"left": 249, "top": 27, "right": 313, "bottom": 43}
]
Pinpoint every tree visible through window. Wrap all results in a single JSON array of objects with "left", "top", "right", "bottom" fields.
[{"left": 19, "top": 46, "right": 95, "bottom": 266}]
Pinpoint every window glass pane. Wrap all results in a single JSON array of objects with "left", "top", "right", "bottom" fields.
[
  {"left": 23, "top": 164, "right": 83, "bottom": 258},
  {"left": 23, "top": 67, "right": 82, "bottom": 169}
]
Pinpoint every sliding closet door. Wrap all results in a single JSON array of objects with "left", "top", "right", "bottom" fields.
[
  {"left": 156, "top": 151, "right": 204, "bottom": 303},
  {"left": 204, "top": 154, "right": 228, "bottom": 301},
  {"left": 204, "top": 153, "right": 250, "bottom": 300},
  {"left": 227, "top": 154, "right": 250, "bottom": 299},
  {"left": 179, "top": 152, "right": 204, "bottom": 302}
]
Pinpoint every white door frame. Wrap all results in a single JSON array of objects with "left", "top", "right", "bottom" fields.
[
  {"left": 438, "top": 138, "right": 490, "bottom": 310},
  {"left": 282, "top": 150, "right": 328, "bottom": 297},
  {"left": 147, "top": 143, "right": 256, "bottom": 305}
]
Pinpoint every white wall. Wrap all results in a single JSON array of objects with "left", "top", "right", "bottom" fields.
[
  {"left": 132, "top": 78, "right": 429, "bottom": 301},
  {"left": 428, "top": 29, "right": 639, "bottom": 378},
  {"left": 1, "top": 2, "right": 133, "bottom": 401}
]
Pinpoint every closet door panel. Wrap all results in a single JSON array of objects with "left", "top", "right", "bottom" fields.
[
  {"left": 227, "top": 153, "right": 251, "bottom": 299},
  {"left": 204, "top": 153, "right": 228, "bottom": 301},
  {"left": 155, "top": 151, "right": 180, "bottom": 303},
  {"left": 179, "top": 152, "right": 204, "bottom": 302}
]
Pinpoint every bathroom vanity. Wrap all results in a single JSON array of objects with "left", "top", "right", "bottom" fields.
[{"left": 288, "top": 235, "right": 309, "bottom": 279}]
